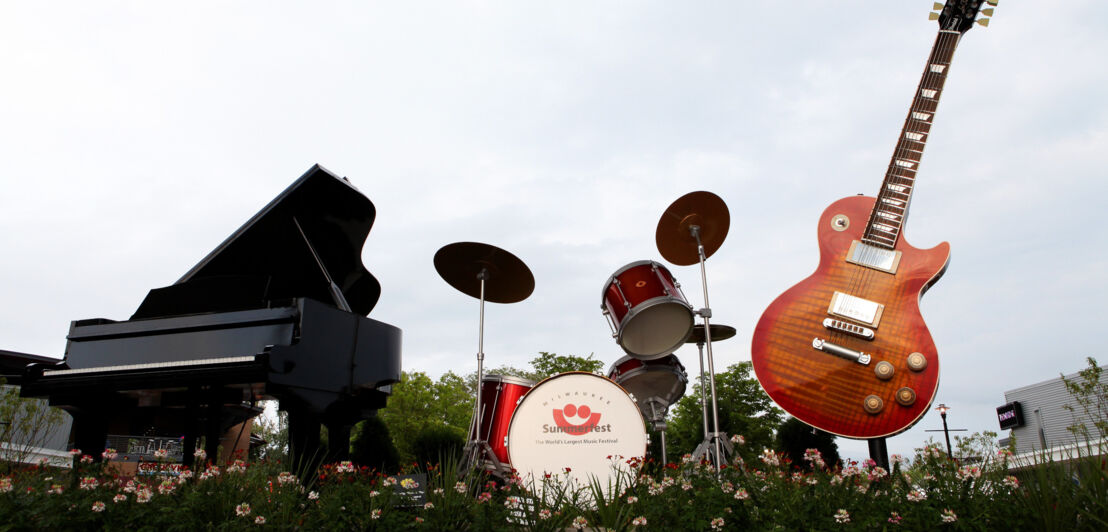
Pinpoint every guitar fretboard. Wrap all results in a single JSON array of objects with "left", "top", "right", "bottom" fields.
[{"left": 862, "top": 30, "right": 963, "bottom": 249}]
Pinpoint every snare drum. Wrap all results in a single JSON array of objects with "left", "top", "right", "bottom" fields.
[
  {"left": 607, "top": 354, "right": 688, "bottom": 422},
  {"left": 601, "top": 260, "right": 694, "bottom": 359},
  {"left": 506, "top": 372, "right": 647, "bottom": 498},
  {"left": 473, "top": 374, "right": 534, "bottom": 469}
]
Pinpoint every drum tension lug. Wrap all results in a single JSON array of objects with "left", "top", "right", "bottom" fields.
[{"left": 697, "top": 308, "right": 712, "bottom": 319}]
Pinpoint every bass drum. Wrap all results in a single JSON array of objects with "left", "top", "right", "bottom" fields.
[{"left": 506, "top": 372, "right": 647, "bottom": 498}]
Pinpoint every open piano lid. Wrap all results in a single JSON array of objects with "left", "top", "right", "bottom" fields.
[{"left": 131, "top": 165, "right": 382, "bottom": 319}]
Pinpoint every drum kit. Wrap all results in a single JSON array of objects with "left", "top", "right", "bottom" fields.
[{"left": 436, "top": 190, "right": 734, "bottom": 488}]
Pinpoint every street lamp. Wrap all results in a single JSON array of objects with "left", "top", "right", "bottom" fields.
[{"left": 936, "top": 404, "right": 952, "bottom": 458}]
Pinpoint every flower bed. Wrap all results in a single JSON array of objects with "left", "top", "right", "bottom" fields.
[{"left": 0, "top": 443, "right": 1103, "bottom": 530}]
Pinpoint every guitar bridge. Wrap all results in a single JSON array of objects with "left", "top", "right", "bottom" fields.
[{"left": 823, "top": 318, "right": 875, "bottom": 340}]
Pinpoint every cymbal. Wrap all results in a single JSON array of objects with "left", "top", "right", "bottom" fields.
[
  {"left": 434, "top": 242, "right": 534, "bottom": 303},
  {"left": 655, "top": 191, "right": 729, "bottom": 266},
  {"left": 686, "top": 324, "right": 737, "bottom": 344}
]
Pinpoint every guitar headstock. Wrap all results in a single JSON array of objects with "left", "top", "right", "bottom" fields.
[{"left": 929, "top": 0, "right": 997, "bottom": 33}]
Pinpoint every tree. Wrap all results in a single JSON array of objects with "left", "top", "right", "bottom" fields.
[
  {"left": 377, "top": 371, "right": 472, "bottom": 464},
  {"left": 0, "top": 381, "right": 67, "bottom": 471},
  {"left": 774, "top": 417, "right": 840, "bottom": 470},
  {"left": 664, "top": 362, "right": 784, "bottom": 463}
]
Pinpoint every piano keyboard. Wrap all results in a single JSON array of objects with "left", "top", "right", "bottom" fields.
[{"left": 43, "top": 355, "right": 258, "bottom": 377}]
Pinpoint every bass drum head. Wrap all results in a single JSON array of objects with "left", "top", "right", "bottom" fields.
[{"left": 506, "top": 372, "right": 647, "bottom": 497}]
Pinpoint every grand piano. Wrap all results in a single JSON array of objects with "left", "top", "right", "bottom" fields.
[{"left": 15, "top": 165, "right": 401, "bottom": 469}]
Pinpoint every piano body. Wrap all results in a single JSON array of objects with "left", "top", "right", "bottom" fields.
[{"left": 16, "top": 165, "right": 401, "bottom": 467}]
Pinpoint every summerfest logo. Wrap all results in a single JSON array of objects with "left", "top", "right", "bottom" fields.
[{"left": 541, "top": 390, "right": 615, "bottom": 436}]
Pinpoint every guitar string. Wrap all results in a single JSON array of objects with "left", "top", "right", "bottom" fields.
[{"left": 836, "top": 31, "right": 959, "bottom": 371}]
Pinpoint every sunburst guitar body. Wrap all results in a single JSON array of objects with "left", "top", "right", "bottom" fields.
[
  {"left": 751, "top": 196, "right": 948, "bottom": 438},
  {"left": 751, "top": 0, "right": 994, "bottom": 439}
]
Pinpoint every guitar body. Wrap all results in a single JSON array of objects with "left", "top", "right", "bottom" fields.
[{"left": 751, "top": 195, "right": 949, "bottom": 439}]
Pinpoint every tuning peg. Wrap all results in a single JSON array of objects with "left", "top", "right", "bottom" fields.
[
  {"left": 928, "top": 12, "right": 940, "bottom": 20},
  {"left": 933, "top": 2, "right": 944, "bottom": 10},
  {"left": 976, "top": 17, "right": 990, "bottom": 27},
  {"left": 986, "top": 0, "right": 998, "bottom": 5},
  {"left": 981, "top": 8, "right": 994, "bottom": 16}
]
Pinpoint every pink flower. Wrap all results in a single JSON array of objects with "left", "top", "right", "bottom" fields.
[
  {"left": 572, "top": 516, "right": 588, "bottom": 530},
  {"left": 538, "top": 509, "right": 552, "bottom": 520},
  {"left": 730, "top": 434, "right": 746, "bottom": 445},
  {"left": 888, "top": 511, "right": 903, "bottom": 525},
  {"left": 632, "top": 516, "right": 647, "bottom": 526},
  {"left": 371, "top": 509, "right": 381, "bottom": 520},
  {"left": 79, "top": 477, "right": 99, "bottom": 490},
  {"left": 235, "top": 503, "right": 252, "bottom": 517},
  {"left": 834, "top": 509, "right": 850, "bottom": 524},
  {"left": 627, "top": 495, "right": 639, "bottom": 504},
  {"left": 101, "top": 448, "right": 118, "bottom": 461},
  {"left": 153, "top": 448, "right": 168, "bottom": 460},
  {"left": 454, "top": 481, "right": 467, "bottom": 494},
  {"left": 941, "top": 509, "right": 957, "bottom": 523},
  {"left": 193, "top": 448, "right": 207, "bottom": 461},
  {"left": 68, "top": 448, "right": 82, "bottom": 456},
  {"left": 80, "top": 455, "right": 94, "bottom": 464},
  {"left": 254, "top": 515, "right": 266, "bottom": 525},
  {"left": 113, "top": 494, "right": 127, "bottom": 503},
  {"left": 711, "top": 517, "right": 725, "bottom": 529},
  {"left": 734, "top": 488, "right": 750, "bottom": 500},
  {"left": 91, "top": 501, "right": 106, "bottom": 512},
  {"left": 477, "top": 492, "right": 492, "bottom": 503}
]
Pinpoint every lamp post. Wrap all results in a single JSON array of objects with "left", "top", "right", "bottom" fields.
[{"left": 936, "top": 404, "right": 952, "bottom": 458}]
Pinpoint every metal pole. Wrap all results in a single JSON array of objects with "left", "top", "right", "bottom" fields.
[
  {"left": 467, "top": 270, "right": 489, "bottom": 469},
  {"left": 696, "top": 342, "right": 709, "bottom": 441},
  {"left": 940, "top": 410, "right": 952, "bottom": 458},
  {"left": 692, "top": 225, "right": 723, "bottom": 474}
]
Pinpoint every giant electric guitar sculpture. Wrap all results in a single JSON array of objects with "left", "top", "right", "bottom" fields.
[{"left": 751, "top": 1, "right": 994, "bottom": 439}]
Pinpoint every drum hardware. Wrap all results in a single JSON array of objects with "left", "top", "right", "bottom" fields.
[
  {"left": 434, "top": 242, "right": 534, "bottom": 475},
  {"left": 685, "top": 323, "right": 737, "bottom": 467},
  {"left": 657, "top": 191, "right": 730, "bottom": 473}
]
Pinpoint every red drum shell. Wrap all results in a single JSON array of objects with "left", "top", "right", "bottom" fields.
[
  {"left": 607, "top": 354, "right": 688, "bottom": 414},
  {"left": 472, "top": 374, "right": 534, "bottom": 467},
  {"left": 601, "top": 261, "right": 694, "bottom": 360}
]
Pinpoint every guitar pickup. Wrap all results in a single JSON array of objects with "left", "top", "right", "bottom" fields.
[
  {"left": 828, "top": 291, "right": 884, "bottom": 328},
  {"left": 823, "top": 318, "right": 875, "bottom": 340},
  {"left": 812, "top": 338, "right": 871, "bottom": 365}
]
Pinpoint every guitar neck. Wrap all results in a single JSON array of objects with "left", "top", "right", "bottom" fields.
[{"left": 862, "top": 30, "right": 964, "bottom": 249}]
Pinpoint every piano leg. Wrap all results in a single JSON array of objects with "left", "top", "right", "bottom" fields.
[
  {"left": 70, "top": 410, "right": 109, "bottom": 462},
  {"left": 325, "top": 421, "right": 352, "bottom": 462},
  {"left": 288, "top": 409, "right": 322, "bottom": 475}
]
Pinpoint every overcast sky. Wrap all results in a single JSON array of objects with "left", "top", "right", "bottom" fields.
[{"left": 2, "top": 2, "right": 1105, "bottom": 462}]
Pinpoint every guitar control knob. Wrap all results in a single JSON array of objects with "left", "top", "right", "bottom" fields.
[
  {"left": 906, "top": 352, "right": 927, "bottom": 372},
  {"left": 895, "top": 387, "right": 917, "bottom": 407},
  {"left": 863, "top": 394, "right": 884, "bottom": 415},
  {"left": 874, "top": 361, "right": 895, "bottom": 380}
]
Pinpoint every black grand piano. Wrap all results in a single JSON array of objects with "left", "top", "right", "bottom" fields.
[{"left": 15, "top": 165, "right": 401, "bottom": 468}]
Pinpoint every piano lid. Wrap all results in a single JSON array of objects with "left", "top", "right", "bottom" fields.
[{"left": 131, "top": 165, "right": 382, "bottom": 319}]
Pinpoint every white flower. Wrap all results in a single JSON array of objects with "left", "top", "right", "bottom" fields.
[
  {"left": 730, "top": 434, "right": 745, "bottom": 445},
  {"left": 734, "top": 488, "right": 750, "bottom": 500},
  {"left": 711, "top": 517, "right": 725, "bottom": 529},
  {"left": 371, "top": 509, "right": 382, "bottom": 520},
  {"left": 277, "top": 472, "right": 297, "bottom": 485},
  {"left": 759, "top": 449, "right": 780, "bottom": 467},
  {"left": 504, "top": 496, "right": 522, "bottom": 509},
  {"left": 193, "top": 448, "right": 207, "bottom": 461},
  {"left": 423, "top": 502, "right": 434, "bottom": 510},
  {"left": 834, "top": 509, "right": 850, "bottom": 524},
  {"left": 101, "top": 448, "right": 118, "bottom": 461},
  {"left": 454, "top": 481, "right": 467, "bottom": 494},
  {"left": 906, "top": 489, "right": 927, "bottom": 502},
  {"left": 941, "top": 509, "right": 957, "bottom": 523},
  {"left": 632, "top": 516, "right": 647, "bottom": 526},
  {"left": 91, "top": 501, "right": 106, "bottom": 512},
  {"left": 308, "top": 490, "right": 319, "bottom": 501},
  {"left": 254, "top": 516, "right": 266, "bottom": 525},
  {"left": 235, "top": 503, "right": 252, "bottom": 517},
  {"left": 79, "top": 477, "right": 99, "bottom": 491},
  {"left": 113, "top": 494, "right": 127, "bottom": 503},
  {"left": 627, "top": 495, "right": 639, "bottom": 504},
  {"left": 538, "top": 509, "right": 552, "bottom": 520},
  {"left": 153, "top": 448, "right": 168, "bottom": 460},
  {"left": 572, "top": 516, "right": 589, "bottom": 530}
]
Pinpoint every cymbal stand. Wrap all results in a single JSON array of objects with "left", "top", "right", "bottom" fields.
[
  {"left": 461, "top": 269, "right": 503, "bottom": 474},
  {"left": 687, "top": 225, "right": 730, "bottom": 473}
]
